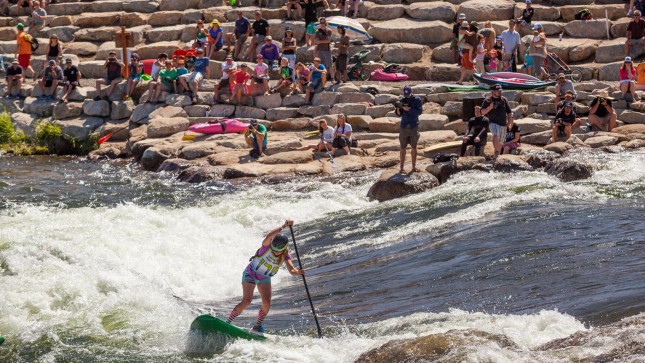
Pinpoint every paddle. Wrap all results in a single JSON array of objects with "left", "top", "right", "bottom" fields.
[
  {"left": 98, "top": 125, "right": 129, "bottom": 145},
  {"left": 321, "top": 134, "right": 339, "bottom": 168},
  {"left": 289, "top": 225, "right": 323, "bottom": 339}
]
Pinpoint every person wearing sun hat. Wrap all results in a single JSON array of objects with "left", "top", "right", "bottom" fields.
[
  {"left": 589, "top": 90, "right": 617, "bottom": 132},
  {"left": 207, "top": 19, "right": 224, "bottom": 59},
  {"left": 619, "top": 56, "right": 639, "bottom": 102}
]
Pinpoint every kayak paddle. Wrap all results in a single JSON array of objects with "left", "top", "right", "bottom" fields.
[
  {"left": 289, "top": 225, "right": 323, "bottom": 338},
  {"left": 98, "top": 125, "right": 130, "bottom": 145}
]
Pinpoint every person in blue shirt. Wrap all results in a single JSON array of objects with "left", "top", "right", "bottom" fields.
[
  {"left": 207, "top": 20, "right": 224, "bottom": 59},
  {"left": 225, "top": 11, "right": 251, "bottom": 60},
  {"left": 395, "top": 85, "right": 423, "bottom": 173},
  {"left": 178, "top": 48, "right": 210, "bottom": 104},
  {"left": 305, "top": 57, "right": 326, "bottom": 104}
]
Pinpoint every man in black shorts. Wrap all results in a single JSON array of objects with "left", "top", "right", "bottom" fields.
[
  {"left": 396, "top": 85, "right": 423, "bottom": 173},
  {"left": 37, "top": 59, "right": 63, "bottom": 101},
  {"left": 460, "top": 106, "right": 489, "bottom": 157},
  {"left": 3, "top": 60, "right": 23, "bottom": 99},
  {"left": 60, "top": 58, "right": 80, "bottom": 103}
]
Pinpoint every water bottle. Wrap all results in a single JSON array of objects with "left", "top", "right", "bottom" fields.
[{"left": 559, "top": 32, "right": 563, "bottom": 41}]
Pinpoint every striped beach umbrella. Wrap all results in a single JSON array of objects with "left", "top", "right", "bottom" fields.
[{"left": 316, "top": 16, "right": 371, "bottom": 40}]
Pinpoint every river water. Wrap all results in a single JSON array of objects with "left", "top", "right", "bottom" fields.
[{"left": 0, "top": 150, "right": 644, "bottom": 363}]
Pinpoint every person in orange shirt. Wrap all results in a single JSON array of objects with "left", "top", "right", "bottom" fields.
[{"left": 15, "top": 23, "right": 35, "bottom": 81}]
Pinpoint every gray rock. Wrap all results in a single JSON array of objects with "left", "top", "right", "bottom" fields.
[
  {"left": 110, "top": 100, "right": 135, "bottom": 120},
  {"left": 298, "top": 105, "right": 330, "bottom": 117},
  {"left": 149, "top": 105, "right": 188, "bottom": 120},
  {"left": 419, "top": 114, "right": 449, "bottom": 131},
  {"left": 405, "top": 2, "right": 456, "bottom": 21},
  {"left": 184, "top": 105, "right": 211, "bottom": 117},
  {"left": 514, "top": 117, "right": 552, "bottom": 135},
  {"left": 493, "top": 154, "right": 533, "bottom": 172},
  {"left": 544, "top": 141, "right": 573, "bottom": 155},
  {"left": 179, "top": 142, "right": 219, "bottom": 159},
  {"left": 380, "top": 43, "right": 426, "bottom": 64},
  {"left": 23, "top": 97, "right": 55, "bottom": 117},
  {"left": 458, "top": 0, "right": 515, "bottom": 21},
  {"left": 55, "top": 116, "right": 105, "bottom": 139},
  {"left": 165, "top": 94, "right": 193, "bottom": 107},
  {"left": 235, "top": 106, "right": 266, "bottom": 119},
  {"left": 330, "top": 103, "right": 368, "bottom": 115},
  {"left": 254, "top": 93, "right": 283, "bottom": 110},
  {"left": 209, "top": 104, "right": 236, "bottom": 117},
  {"left": 177, "top": 166, "right": 222, "bottom": 183},
  {"left": 266, "top": 107, "right": 300, "bottom": 121},
  {"left": 131, "top": 103, "right": 163, "bottom": 124},
  {"left": 584, "top": 135, "right": 620, "bottom": 148},
  {"left": 368, "top": 19, "right": 452, "bottom": 45},
  {"left": 426, "top": 156, "right": 486, "bottom": 183},
  {"left": 157, "top": 158, "right": 193, "bottom": 173},
  {"left": 141, "top": 146, "right": 174, "bottom": 171},
  {"left": 53, "top": 102, "right": 83, "bottom": 120},
  {"left": 11, "top": 113, "right": 39, "bottom": 136},
  {"left": 545, "top": 158, "right": 592, "bottom": 182},
  {"left": 367, "top": 170, "right": 439, "bottom": 202},
  {"left": 270, "top": 117, "right": 313, "bottom": 131},
  {"left": 146, "top": 117, "right": 190, "bottom": 138},
  {"left": 312, "top": 92, "right": 340, "bottom": 106},
  {"left": 283, "top": 94, "right": 307, "bottom": 107},
  {"left": 441, "top": 101, "right": 462, "bottom": 118},
  {"left": 366, "top": 104, "right": 395, "bottom": 118}
]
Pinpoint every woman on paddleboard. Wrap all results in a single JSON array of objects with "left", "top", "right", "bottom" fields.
[{"left": 226, "top": 219, "right": 304, "bottom": 334}]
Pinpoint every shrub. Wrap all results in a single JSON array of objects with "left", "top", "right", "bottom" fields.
[{"left": 0, "top": 111, "right": 14, "bottom": 144}]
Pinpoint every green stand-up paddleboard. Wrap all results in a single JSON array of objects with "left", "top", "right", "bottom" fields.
[
  {"left": 190, "top": 314, "right": 267, "bottom": 342},
  {"left": 0, "top": 335, "right": 4, "bottom": 346}
]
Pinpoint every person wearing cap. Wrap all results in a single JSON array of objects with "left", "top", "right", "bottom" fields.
[
  {"left": 619, "top": 56, "right": 639, "bottom": 102},
  {"left": 554, "top": 73, "right": 576, "bottom": 109},
  {"left": 551, "top": 100, "right": 579, "bottom": 142},
  {"left": 517, "top": 0, "right": 534, "bottom": 26},
  {"left": 207, "top": 20, "right": 224, "bottom": 60},
  {"left": 245, "top": 119, "right": 269, "bottom": 158},
  {"left": 315, "top": 17, "right": 333, "bottom": 80},
  {"left": 224, "top": 219, "right": 303, "bottom": 336},
  {"left": 225, "top": 11, "right": 251, "bottom": 60},
  {"left": 213, "top": 56, "right": 236, "bottom": 104},
  {"left": 179, "top": 48, "right": 210, "bottom": 104},
  {"left": 147, "top": 59, "right": 178, "bottom": 104},
  {"left": 192, "top": 20, "right": 209, "bottom": 51},
  {"left": 259, "top": 35, "right": 280, "bottom": 71},
  {"left": 246, "top": 11, "right": 270, "bottom": 61},
  {"left": 625, "top": 10, "right": 645, "bottom": 57},
  {"left": 3, "top": 60, "right": 23, "bottom": 99},
  {"left": 28, "top": 1, "right": 46, "bottom": 35},
  {"left": 481, "top": 84, "right": 513, "bottom": 159},
  {"left": 37, "top": 59, "right": 62, "bottom": 101},
  {"left": 270, "top": 57, "right": 294, "bottom": 94},
  {"left": 150, "top": 53, "right": 168, "bottom": 81},
  {"left": 281, "top": 27, "right": 297, "bottom": 70},
  {"left": 15, "top": 23, "right": 36, "bottom": 81},
  {"left": 500, "top": 19, "right": 521, "bottom": 73},
  {"left": 305, "top": 57, "right": 326, "bottom": 104},
  {"left": 334, "top": 25, "right": 350, "bottom": 83},
  {"left": 396, "top": 85, "right": 423, "bottom": 173},
  {"left": 556, "top": 90, "right": 578, "bottom": 115},
  {"left": 451, "top": 13, "right": 468, "bottom": 64},
  {"left": 588, "top": 91, "right": 617, "bottom": 132},
  {"left": 460, "top": 106, "right": 489, "bottom": 157},
  {"left": 59, "top": 58, "right": 80, "bottom": 104},
  {"left": 124, "top": 53, "right": 143, "bottom": 101},
  {"left": 286, "top": 0, "right": 302, "bottom": 20},
  {"left": 528, "top": 23, "right": 547, "bottom": 79},
  {"left": 252, "top": 54, "right": 270, "bottom": 95},
  {"left": 95, "top": 51, "right": 124, "bottom": 100},
  {"left": 229, "top": 63, "right": 251, "bottom": 104}
]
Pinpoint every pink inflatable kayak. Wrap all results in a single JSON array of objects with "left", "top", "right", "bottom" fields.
[
  {"left": 370, "top": 69, "right": 409, "bottom": 82},
  {"left": 188, "top": 119, "right": 249, "bottom": 134}
]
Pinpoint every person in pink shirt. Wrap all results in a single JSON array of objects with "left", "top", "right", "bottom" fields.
[{"left": 619, "top": 56, "right": 639, "bottom": 102}]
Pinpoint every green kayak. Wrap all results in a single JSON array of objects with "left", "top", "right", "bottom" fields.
[{"left": 189, "top": 314, "right": 267, "bottom": 342}]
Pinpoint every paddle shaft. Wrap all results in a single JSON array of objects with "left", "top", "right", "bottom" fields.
[
  {"left": 321, "top": 133, "right": 335, "bottom": 164},
  {"left": 289, "top": 226, "right": 323, "bottom": 338},
  {"left": 98, "top": 125, "right": 129, "bottom": 144}
]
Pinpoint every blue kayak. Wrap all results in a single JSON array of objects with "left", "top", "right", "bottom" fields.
[{"left": 474, "top": 72, "right": 556, "bottom": 90}]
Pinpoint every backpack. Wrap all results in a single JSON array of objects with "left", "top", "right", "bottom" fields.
[
  {"left": 23, "top": 34, "right": 39, "bottom": 51},
  {"left": 574, "top": 9, "right": 593, "bottom": 20}
]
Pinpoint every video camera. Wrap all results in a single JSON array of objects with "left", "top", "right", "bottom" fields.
[{"left": 395, "top": 97, "right": 410, "bottom": 112}]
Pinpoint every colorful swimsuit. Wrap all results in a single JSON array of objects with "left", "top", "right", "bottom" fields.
[{"left": 243, "top": 245, "right": 292, "bottom": 284}]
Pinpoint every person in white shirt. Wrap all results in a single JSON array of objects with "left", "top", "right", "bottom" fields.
[
  {"left": 213, "top": 55, "right": 237, "bottom": 104},
  {"left": 298, "top": 119, "right": 336, "bottom": 152},
  {"left": 500, "top": 19, "right": 521, "bottom": 72},
  {"left": 331, "top": 113, "right": 353, "bottom": 155}
]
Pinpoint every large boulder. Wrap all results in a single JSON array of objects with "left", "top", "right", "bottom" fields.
[
  {"left": 53, "top": 102, "right": 83, "bottom": 120},
  {"left": 312, "top": 92, "right": 340, "bottom": 106},
  {"left": 418, "top": 114, "right": 449, "bottom": 132},
  {"left": 64, "top": 42, "right": 99, "bottom": 56},
  {"left": 330, "top": 103, "right": 368, "bottom": 115},
  {"left": 146, "top": 117, "right": 190, "bottom": 138},
  {"left": 55, "top": 116, "right": 105, "bottom": 139},
  {"left": 146, "top": 25, "right": 188, "bottom": 43},
  {"left": 74, "top": 26, "right": 117, "bottom": 42},
  {"left": 159, "top": 0, "right": 199, "bottom": 11},
  {"left": 149, "top": 105, "right": 188, "bottom": 120},
  {"left": 23, "top": 97, "right": 55, "bottom": 117},
  {"left": 367, "top": 4, "right": 405, "bottom": 21},
  {"left": 266, "top": 107, "right": 300, "bottom": 121},
  {"left": 458, "top": 0, "right": 516, "bottom": 22},
  {"left": 254, "top": 93, "right": 283, "bottom": 110},
  {"left": 141, "top": 146, "right": 175, "bottom": 171},
  {"left": 564, "top": 19, "right": 613, "bottom": 40},
  {"left": 124, "top": 0, "right": 159, "bottom": 13},
  {"left": 380, "top": 43, "right": 425, "bottom": 64},
  {"left": 545, "top": 158, "right": 592, "bottom": 182},
  {"left": 520, "top": 130, "right": 552, "bottom": 146},
  {"left": 595, "top": 38, "right": 631, "bottom": 63},
  {"left": 283, "top": 94, "right": 307, "bottom": 107},
  {"left": 426, "top": 156, "right": 486, "bottom": 183},
  {"left": 178, "top": 142, "right": 219, "bottom": 159},
  {"left": 369, "top": 117, "right": 400, "bottom": 133},
  {"left": 617, "top": 111, "right": 645, "bottom": 125},
  {"left": 209, "top": 104, "right": 236, "bottom": 117},
  {"left": 148, "top": 11, "right": 183, "bottom": 27},
  {"left": 598, "top": 62, "right": 622, "bottom": 82},
  {"left": 405, "top": 2, "right": 456, "bottom": 22},
  {"left": 584, "top": 135, "right": 620, "bottom": 148},
  {"left": 260, "top": 151, "right": 314, "bottom": 164},
  {"left": 513, "top": 4, "right": 560, "bottom": 21},
  {"left": 235, "top": 106, "right": 266, "bottom": 119},
  {"left": 368, "top": 19, "right": 452, "bottom": 45},
  {"left": 135, "top": 41, "right": 183, "bottom": 60},
  {"left": 611, "top": 124, "right": 645, "bottom": 135},
  {"left": 366, "top": 104, "right": 395, "bottom": 119},
  {"left": 367, "top": 171, "right": 439, "bottom": 202},
  {"left": 514, "top": 118, "right": 552, "bottom": 135},
  {"left": 110, "top": 100, "right": 135, "bottom": 120},
  {"left": 493, "top": 154, "right": 533, "bottom": 172}
]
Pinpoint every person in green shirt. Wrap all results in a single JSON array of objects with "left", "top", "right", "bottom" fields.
[
  {"left": 245, "top": 119, "right": 268, "bottom": 158},
  {"left": 146, "top": 59, "right": 177, "bottom": 104}
]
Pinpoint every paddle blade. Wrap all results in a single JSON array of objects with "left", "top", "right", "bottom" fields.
[{"left": 97, "top": 133, "right": 113, "bottom": 145}]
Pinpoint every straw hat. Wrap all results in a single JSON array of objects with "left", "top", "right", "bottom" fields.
[{"left": 593, "top": 90, "right": 615, "bottom": 100}]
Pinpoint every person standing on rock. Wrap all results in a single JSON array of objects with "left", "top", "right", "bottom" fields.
[
  {"left": 528, "top": 23, "right": 547, "bottom": 80},
  {"left": 15, "top": 23, "right": 35, "bottom": 81},
  {"left": 625, "top": 10, "right": 645, "bottom": 57},
  {"left": 480, "top": 84, "right": 512, "bottom": 160},
  {"left": 315, "top": 17, "right": 333, "bottom": 81},
  {"left": 460, "top": 106, "right": 489, "bottom": 157},
  {"left": 396, "top": 85, "right": 423, "bottom": 173},
  {"left": 500, "top": 19, "right": 521, "bottom": 73},
  {"left": 225, "top": 219, "right": 304, "bottom": 335},
  {"left": 451, "top": 13, "right": 468, "bottom": 64}
]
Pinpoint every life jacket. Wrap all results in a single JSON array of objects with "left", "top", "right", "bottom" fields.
[{"left": 248, "top": 247, "right": 285, "bottom": 277}]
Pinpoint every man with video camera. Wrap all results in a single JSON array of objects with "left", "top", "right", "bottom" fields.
[
  {"left": 588, "top": 92, "right": 617, "bottom": 132},
  {"left": 551, "top": 100, "right": 580, "bottom": 142},
  {"left": 395, "top": 85, "right": 423, "bottom": 173},
  {"left": 245, "top": 119, "right": 268, "bottom": 158}
]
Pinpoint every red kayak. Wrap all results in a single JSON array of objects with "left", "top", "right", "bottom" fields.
[
  {"left": 370, "top": 69, "right": 409, "bottom": 82},
  {"left": 188, "top": 119, "right": 249, "bottom": 134}
]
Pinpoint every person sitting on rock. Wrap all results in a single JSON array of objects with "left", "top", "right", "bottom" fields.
[
  {"left": 286, "top": 0, "right": 303, "bottom": 20},
  {"left": 246, "top": 11, "right": 270, "bottom": 62},
  {"left": 556, "top": 90, "right": 578, "bottom": 114},
  {"left": 3, "top": 60, "right": 23, "bottom": 99},
  {"left": 628, "top": 0, "right": 645, "bottom": 17},
  {"left": 229, "top": 63, "right": 252, "bottom": 105},
  {"left": 501, "top": 118, "right": 521, "bottom": 155},
  {"left": 305, "top": 57, "right": 326, "bottom": 104},
  {"left": 28, "top": 1, "right": 46, "bottom": 35},
  {"left": 298, "top": 119, "right": 335, "bottom": 152},
  {"left": 625, "top": 10, "right": 645, "bottom": 56},
  {"left": 517, "top": 0, "right": 534, "bottom": 26},
  {"left": 259, "top": 36, "right": 281, "bottom": 72},
  {"left": 225, "top": 11, "right": 251, "bottom": 60},
  {"left": 281, "top": 27, "right": 297, "bottom": 70},
  {"left": 37, "top": 59, "right": 62, "bottom": 101},
  {"left": 179, "top": 48, "right": 209, "bottom": 104},
  {"left": 460, "top": 106, "right": 489, "bottom": 157},
  {"left": 124, "top": 53, "right": 142, "bottom": 101},
  {"left": 95, "top": 51, "right": 124, "bottom": 100},
  {"left": 331, "top": 113, "right": 353, "bottom": 156},
  {"left": 207, "top": 20, "right": 224, "bottom": 59},
  {"left": 245, "top": 119, "right": 268, "bottom": 158},
  {"left": 554, "top": 73, "right": 577, "bottom": 110},
  {"left": 270, "top": 57, "right": 294, "bottom": 94},
  {"left": 192, "top": 20, "right": 209, "bottom": 51},
  {"left": 147, "top": 59, "right": 177, "bottom": 104},
  {"left": 59, "top": 58, "right": 80, "bottom": 104},
  {"left": 252, "top": 54, "right": 270, "bottom": 96},
  {"left": 150, "top": 53, "right": 168, "bottom": 81},
  {"left": 292, "top": 62, "right": 310, "bottom": 95},
  {"left": 214, "top": 55, "right": 236, "bottom": 104},
  {"left": 551, "top": 100, "right": 579, "bottom": 142},
  {"left": 619, "top": 56, "right": 639, "bottom": 102},
  {"left": 588, "top": 92, "right": 617, "bottom": 132}
]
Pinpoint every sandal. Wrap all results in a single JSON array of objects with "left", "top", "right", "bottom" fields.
[{"left": 412, "top": 167, "right": 421, "bottom": 172}]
